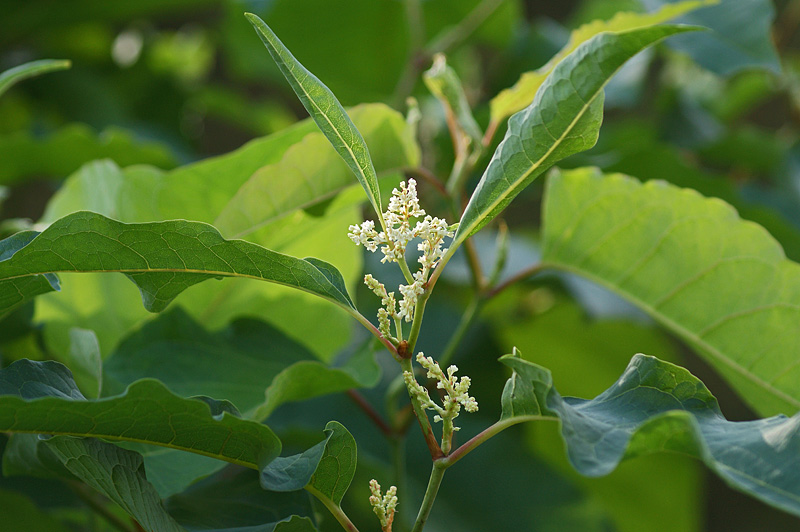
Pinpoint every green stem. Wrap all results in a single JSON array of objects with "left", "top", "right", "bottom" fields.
[
  {"left": 438, "top": 295, "right": 481, "bottom": 367},
  {"left": 305, "top": 485, "right": 360, "bottom": 532},
  {"left": 440, "top": 415, "right": 553, "bottom": 468},
  {"left": 410, "top": 462, "right": 447, "bottom": 532},
  {"left": 406, "top": 290, "right": 431, "bottom": 354},
  {"left": 398, "top": 254, "right": 416, "bottom": 285}
]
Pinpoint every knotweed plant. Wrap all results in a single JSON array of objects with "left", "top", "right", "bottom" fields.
[{"left": 2, "top": 3, "right": 800, "bottom": 532}]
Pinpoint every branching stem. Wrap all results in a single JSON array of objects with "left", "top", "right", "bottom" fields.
[{"left": 410, "top": 462, "right": 447, "bottom": 532}]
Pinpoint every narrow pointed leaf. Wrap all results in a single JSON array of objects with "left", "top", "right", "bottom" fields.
[
  {"left": 541, "top": 168, "right": 800, "bottom": 416},
  {"left": 0, "top": 359, "right": 281, "bottom": 469},
  {"left": 45, "top": 437, "right": 186, "bottom": 532},
  {"left": 455, "top": 24, "right": 697, "bottom": 247},
  {"left": 500, "top": 352, "right": 800, "bottom": 516},
  {"left": 0, "top": 59, "right": 70, "bottom": 99},
  {"left": 0, "top": 211, "right": 355, "bottom": 315},
  {"left": 489, "top": 1, "right": 709, "bottom": 125},
  {"left": 246, "top": 13, "right": 384, "bottom": 220}
]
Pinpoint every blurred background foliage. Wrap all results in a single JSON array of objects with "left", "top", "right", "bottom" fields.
[{"left": 1, "top": 0, "right": 800, "bottom": 531}]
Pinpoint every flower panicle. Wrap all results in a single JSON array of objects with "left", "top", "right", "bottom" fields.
[{"left": 369, "top": 479, "right": 398, "bottom": 532}]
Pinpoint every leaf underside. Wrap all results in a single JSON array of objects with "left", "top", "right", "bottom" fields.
[{"left": 501, "top": 352, "right": 800, "bottom": 516}]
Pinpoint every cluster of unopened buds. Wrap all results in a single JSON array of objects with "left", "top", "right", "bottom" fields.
[
  {"left": 369, "top": 479, "right": 398, "bottom": 532},
  {"left": 348, "top": 179, "right": 455, "bottom": 335},
  {"left": 404, "top": 352, "right": 478, "bottom": 453}
]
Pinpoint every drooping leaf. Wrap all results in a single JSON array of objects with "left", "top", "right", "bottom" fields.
[
  {"left": 0, "top": 59, "right": 71, "bottom": 99},
  {"left": 500, "top": 351, "right": 800, "bottom": 516},
  {"left": 423, "top": 54, "right": 482, "bottom": 145},
  {"left": 488, "top": 1, "right": 707, "bottom": 126},
  {"left": 540, "top": 167, "right": 800, "bottom": 416},
  {"left": 640, "top": 0, "right": 780, "bottom": 75},
  {"left": 493, "top": 299, "right": 701, "bottom": 532},
  {"left": 246, "top": 13, "right": 384, "bottom": 221},
  {"left": 0, "top": 359, "right": 281, "bottom": 469},
  {"left": 306, "top": 421, "right": 356, "bottom": 506},
  {"left": 45, "top": 437, "right": 186, "bottom": 532},
  {"left": 0, "top": 211, "right": 355, "bottom": 315},
  {"left": 454, "top": 24, "right": 697, "bottom": 249}
]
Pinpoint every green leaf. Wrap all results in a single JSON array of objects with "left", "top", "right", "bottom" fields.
[
  {"left": 0, "top": 231, "right": 60, "bottom": 318},
  {"left": 0, "top": 59, "right": 70, "bottom": 99},
  {"left": 454, "top": 24, "right": 697, "bottom": 248},
  {"left": 488, "top": 1, "right": 707, "bottom": 126},
  {"left": 423, "top": 54, "right": 482, "bottom": 145},
  {"left": 105, "top": 309, "right": 379, "bottom": 418},
  {"left": 541, "top": 167, "right": 800, "bottom": 416},
  {"left": 641, "top": 0, "right": 780, "bottom": 75},
  {"left": 66, "top": 328, "right": 102, "bottom": 399},
  {"left": 165, "top": 465, "right": 314, "bottom": 531},
  {"left": 245, "top": 13, "right": 384, "bottom": 222},
  {"left": 500, "top": 352, "right": 800, "bottom": 516},
  {"left": 0, "top": 211, "right": 355, "bottom": 315},
  {"left": 45, "top": 437, "right": 186, "bottom": 532},
  {"left": 306, "top": 421, "right": 356, "bottom": 506},
  {"left": 0, "top": 359, "right": 281, "bottom": 469},
  {"left": 214, "top": 105, "right": 418, "bottom": 239},
  {"left": 261, "top": 432, "right": 332, "bottom": 493}
]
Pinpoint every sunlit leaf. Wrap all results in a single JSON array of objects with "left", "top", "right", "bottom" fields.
[
  {"left": 246, "top": 13, "right": 384, "bottom": 222},
  {"left": 541, "top": 167, "right": 800, "bottom": 416},
  {"left": 454, "top": 24, "right": 696, "bottom": 250},
  {"left": 488, "top": 1, "right": 707, "bottom": 126}
]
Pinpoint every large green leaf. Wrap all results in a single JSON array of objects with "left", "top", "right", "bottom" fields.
[
  {"left": 641, "top": 0, "right": 780, "bottom": 75},
  {"left": 454, "top": 24, "right": 696, "bottom": 248},
  {"left": 0, "top": 59, "right": 70, "bottom": 99},
  {"left": 541, "top": 168, "right": 800, "bottom": 416},
  {"left": 0, "top": 211, "right": 355, "bottom": 315},
  {"left": 500, "top": 352, "right": 800, "bottom": 516},
  {"left": 246, "top": 13, "right": 384, "bottom": 222},
  {"left": 489, "top": 1, "right": 706, "bottom": 126},
  {"left": 0, "top": 359, "right": 281, "bottom": 469},
  {"left": 214, "top": 107, "right": 418, "bottom": 238},
  {"left": 493, "top": 299, "right": 701, "bottom": 532},
  {"left": 45, "top": 437, "right": 186, "bottom": 532},
  {"left": 105, "top": 309, "right": 380, "bottom": 418}
]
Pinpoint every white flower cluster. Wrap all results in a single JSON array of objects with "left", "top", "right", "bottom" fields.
[
  {"left": 403, "top": 352, "right": 478, "bottom": 430},
  {"left": 348, "top": 179, "right": 454, "bottom": 325},
  {"left": 369, "top": 479, "right": 398, "bottom": 532}
]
